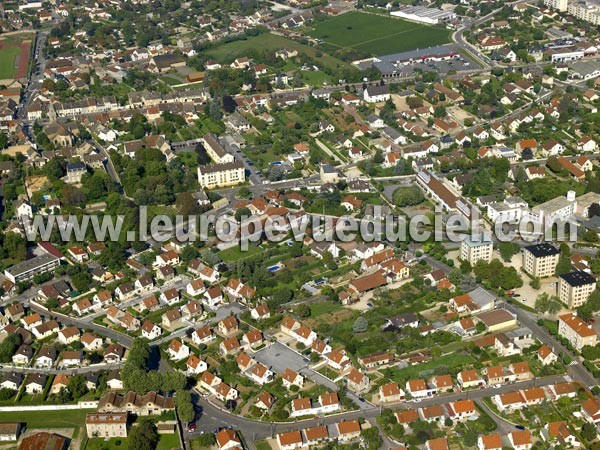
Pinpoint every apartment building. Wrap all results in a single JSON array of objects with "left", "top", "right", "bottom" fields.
[
  {"left": 85, "top": 413, "right": 128, "bottom": 438},
  {"left": 460, "top": 236, "right": 493, "bottom": 265},
  {"left": 201, "top": 134, "right": 234, "bottom": 164},
  {"left": 197, "top": 161, "right": 246, "bottom": 188},
  {"left": 544, "top": 0, "right": 600, "bottom": 24},
  {"left": 558, "top": 313, "right": 598, "bottom": 351},
  {"left": 558, "top": 271, "right": 596, "bottom": 308},
  {"left": 544, "top": 0, "right": 569, "bottom": 11},
  {"left": 567, "top": 0, "right": 600, "bottom": 24},
  {"left": 522, "top": 243, "right": 560, "bottom": 278}
]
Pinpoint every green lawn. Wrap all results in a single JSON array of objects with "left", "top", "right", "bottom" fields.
[
  {"left": 85, "top": 437, "right": 127, "bottom": 450},
  {"left": 156, "top": 433, "right": 181, "bottom": 450},
  {"left": 308, "top": 11, "right": 451, "bottom": 55},
  {"left": 204, "top": 33, "right": 355, "bottom": 73},
  {"left": 310, "top": 301, "right": 343, "bottom": 317},
  {"left": 254, "top": 441, "right": 273, "bottom": 450},
  {"left": 86, "top": 433, "right": 179, "bottom": 450},
  {"left": 0, "top": 45, "right": 21, "bottom": 79},
  {"left": 160, "top": 75, "right": 183, "bottom": 86},
  {"left": 301, "top": 70, "right": 332, "bottom": 87},
  {"left": 218, "top": 244, "right": 263, "bottom": 262},
  {"left": 0, "top": 409, "right": 92, "bottom": 428}
]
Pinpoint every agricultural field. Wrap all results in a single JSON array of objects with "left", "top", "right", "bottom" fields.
[{"left": 308, "top": 11, "right": 451, "bottom": 56}]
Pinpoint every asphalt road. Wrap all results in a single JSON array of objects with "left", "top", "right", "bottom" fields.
[
  {"left": 29, "top": 302, "right": 134, "bottom": 348},
  {"left": 188, "top": 374, "right": 567, "bottom": 440}
]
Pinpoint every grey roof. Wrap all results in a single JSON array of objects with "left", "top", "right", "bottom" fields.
[
  {"left": 467, "top": 287, "right": 495, "bottom": 308},
  {"left": 5, "top": 254, "right": 59, "bottom": 279}
]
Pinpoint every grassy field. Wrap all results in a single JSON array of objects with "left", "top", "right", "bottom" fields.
[
  {"left": 308, "top": 11, "right": 451, "bottom": 55},
  {"left": 204, "top": 33, "right": 354, "bottom": 73},
  {"left": 86, "top": 433, "right": 180, "bottom": 450},
  {"left": 0, "top": 45, "right": 21, "bottom": 79},
  {"left": 218, "top": 244, "right": 263, "bottom": 262},
  {"left": 0, "top": 409, "right": 92, "bottom": 428}
]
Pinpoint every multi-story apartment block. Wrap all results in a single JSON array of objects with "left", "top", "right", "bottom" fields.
[
  {"left": 559, "top": 271, "right": 596, "bottom": 308},
  {"left": 197, "top": 161, "right": 245, "bottom": 189},
  {"left": 567, "top": 0, "right": 600, "bottom": 24},
  {"left": 558, "top": 313, "right": 598, "bottom": 351},
  {"left": 522, "top": 243, "right": 560, "bottom": 278},
  {"left": 460, "top": 236, "right": 493, "bottom": 265}
]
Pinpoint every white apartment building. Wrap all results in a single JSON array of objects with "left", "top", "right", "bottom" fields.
[
  {"left": 522, "top": 243, "right": 560, "bottom": 278},
  {"left": 558, "top": 313, "right": 598, "bottom": 351},
  {"left": 460, "top": 236, "right": 493, "bottom": 264},
  {"left": 559, "top": 271, "right": 597, "bottom": 308},
  {"left": 197, "top": 161, "right": 245, "bottom": 189}
]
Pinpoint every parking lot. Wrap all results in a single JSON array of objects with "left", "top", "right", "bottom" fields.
[{"left": 254, "top": 341, "right": 310, "bottom": 374}]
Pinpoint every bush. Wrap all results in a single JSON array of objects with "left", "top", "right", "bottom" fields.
[{"left": 393, "top": 186, "right": 424, "bottom": 206}]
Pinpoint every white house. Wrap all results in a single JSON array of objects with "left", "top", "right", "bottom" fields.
[{"left": 167, "top": 339, "right": 190, "bottom": 361}]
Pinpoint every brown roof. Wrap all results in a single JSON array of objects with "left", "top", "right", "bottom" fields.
[
  {"left": 18, "top": 432, "right": 67, "bottom": 450},
  {"left": 258, "top": 391, "right": 274, "bottom": 408},
  {"left": 480, "top": 433, "right": 502, "bottom": 449},
  {"left": 278, "top": 430, "right": 302, "bottom": 446},
  {"left": 396, "top": 409, "right": 419, "bottom": 424},
  {"left": 510, "top": 430, "right": 531, "bottom": 445},
  {"left": 421, "top": 404, "right": 445, "bottom": 418},
  {"left": 559, "top": 313, "right": 597, "bottom": 338},
  {"left": 216, "top": 429, "right": 240, "bottom": 448},
  {"left": 350, "top": 270, "right": 387, "bottom": 293},
  {"left": 292, "top": 397, "right": 311, "bottom": 411},
  {"left": 304, "top": 425, "right": 328, "bottom": 441},
  {"left": 337, "top": 419, "right": 360, "bottom": 435},
  {"left": 477, "top": 309, "right": 515, "bottom": 327},
  {"left": 319, "top": 392, "right": 339, "bottom": 406}
]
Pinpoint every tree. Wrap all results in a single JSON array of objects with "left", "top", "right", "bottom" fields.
[
  {"left": 68, "top": 375, "right": 88, "bottom": 399},
  {"left": 295, "top": 304, "right": 310, "bottom": 318},
  {"left": 235, "top": 207, "right": 251, "bottom": 222},
  {"left": 175, "top": 192, "right": 197, "bottom": 215},
  {"left": 535, "top": 292, "right": 562, "bottom": 315},
  {"left": 195, "top": 144, "right": 211, "bottom": 165},
  {"left": 222, "top": 95, "right": 237, "bottom": 113},
  {"left": 393, "top": 186, "right": 424, "bottom": 206},
  {"left": 0, "top": 132, "right": 8, "bottom": 149},
  {"left": 433, "top": 105, "right": 447, "bottom": 118},
  {"left": 270, "top": 287, "right": 293, "bottom": 307},
  {"left": 521, "top": 148, "right": 534, "bottom": 160},
  {"left": 589, "top": 203, "right": 600, "bottom": 218},
  {"left": 352, "top": 316, "right": 368, "bottom": 333},
  {"left": 193, "top": 433, "right": 215, "bottom": 447},
  {"left": 3, "top": 232, "right": 27, "bottom": 262},
  {"left": 460, "top": 260, "right": 472, "bottom": 274},
  {"left": 175, "top": 389, "right": 194, "bottom": 423},
  {"left": 128, "top": 420, "right": 159, "bottom": 450},
  {"left": 361, "top": 427, "right": 382, "bottom": 450},
  {"left": 237, "top": 187, "right": 252, "bottom": 199},
  {"left": 555, "top": 255, "right": 572, "bottom": 276},
  {"left": 530, "top": 278, "right": 541, "bottom": 290},
  {"left": 582, "top": 422, "right": 597, "bottom": 442},
  {"left": 497, "top": 242, "right": 520, "bottom": 262},
  {"left": 0, "top": 333, "right": 21, "bottom": 363}
]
